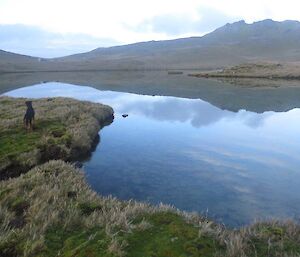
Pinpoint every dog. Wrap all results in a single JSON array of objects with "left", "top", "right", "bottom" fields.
[{"left": 24, "top": 101, "right": 35, "bottom": 130}]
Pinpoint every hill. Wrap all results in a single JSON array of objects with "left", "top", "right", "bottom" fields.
[
  {"left": 0, "top": 50, "right": 41, "bottom": 72},
  {"left": 53, "top": 19, "right": 300, "bottom": 70},
  {"left": 2, "top": 19, "right": 300, "bottom": 72}
]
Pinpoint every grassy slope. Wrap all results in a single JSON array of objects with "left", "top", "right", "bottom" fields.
[
  {"left": 0, "top": 97, "right": 300, "bottom": 257},
  {"left": 0, "top": 97, "right": 113, "bottom": 179}
]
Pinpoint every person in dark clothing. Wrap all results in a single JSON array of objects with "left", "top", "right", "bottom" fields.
[{"left": 24, "top": 101, "right": 35, "bottom": 130}]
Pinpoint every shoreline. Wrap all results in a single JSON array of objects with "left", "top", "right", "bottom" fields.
[
  {"left": 0, "top": 68, "right": 202, "bottom": 75},
  {"left": 189, "top": 73, "right": 300, "bottom": 80}
]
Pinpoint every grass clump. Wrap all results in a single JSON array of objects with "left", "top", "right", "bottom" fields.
[{"left": 0, "top": 96, "right": 113, "bottom": 179}]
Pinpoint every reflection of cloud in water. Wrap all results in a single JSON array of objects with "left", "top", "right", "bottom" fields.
[
  {"left": 186, "top": 147, "right": 292, "bottom": 171},
  {"left": 183, "top": 150, "right": 248, "bottom": 172},
  {"left": 4, "top": 82, "right": 273, "bottom": 128},
  {"left": 112, "top": 95, "right": 273, "bottom": 129}
]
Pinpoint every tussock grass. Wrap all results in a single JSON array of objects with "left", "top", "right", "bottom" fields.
[
  {"left": 0, "top": 161, "right": 184, "bottom": 256},
  {"left": 0, "top": 96, "right": 113, "bottom": 179}
]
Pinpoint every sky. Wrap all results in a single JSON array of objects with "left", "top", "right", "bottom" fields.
[{"left": 0, "top": 0, "right": 300, "bottom": 57}]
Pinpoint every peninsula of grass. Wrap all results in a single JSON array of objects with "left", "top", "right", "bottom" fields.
[
  {"left": 0, "top": 97, "right": 300, "bottom": 257},
  {"left": 0, "top": 96, "right": 113, "bottom": 179},
  {"left": 189, "top": 63, "right": 300, "bottom": 80}
]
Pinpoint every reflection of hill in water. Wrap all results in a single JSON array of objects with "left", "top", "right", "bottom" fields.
[{"left": 1, "top": 71, "right": 300, "bottom": 113}]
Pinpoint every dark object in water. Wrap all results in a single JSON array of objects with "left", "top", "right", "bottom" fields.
[
  {"left": 168, "top": 71, "right": 183, "bottom": 75},
  {"left": 24, "top": 101, "right": 35, "bottom": 130},
  {"left": 122, "top": 114, "right": 129, "bottom": 118},
  {"left": 73, "top": 161, "right": 83, "bottom": 169}
]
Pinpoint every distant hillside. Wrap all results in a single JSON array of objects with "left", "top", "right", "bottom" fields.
[
  {"left": 2, "top": 19, "right": 300, "bottom": 72},
  {"left": 0, "top": 50, "right": 40, "bottom": 72}
]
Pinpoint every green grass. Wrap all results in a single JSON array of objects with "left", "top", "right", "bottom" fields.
[
  {"left": 44, "top": 227, "right": 112, "bottom": 257},
  {"left": 0, "top": 127, "right": 40, "bottom": 158},
  {"left": 0, "top": 120, "right": 64, "bottom": 159},
  {"left": 125, "top": 212, "right": 222, "bottom": 257}
]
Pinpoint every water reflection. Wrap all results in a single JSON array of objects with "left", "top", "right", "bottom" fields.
[
  {"left": 4, "top": 82, "right": 300, "bottom": 227},
  {"left": 2, "top": 71, "right": 300, "bottom": 113},
  {"left": 5, "top": 82, "right": 272, "bottom": 128}
]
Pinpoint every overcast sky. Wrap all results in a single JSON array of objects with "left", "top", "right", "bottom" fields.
[{"left": 0, "top": 0, "right": 299, "bottom": 57}]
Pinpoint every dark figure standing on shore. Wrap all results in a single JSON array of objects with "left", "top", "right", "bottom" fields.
[{"left": 24, "top": 101, "right": 35, "bottom": 130}]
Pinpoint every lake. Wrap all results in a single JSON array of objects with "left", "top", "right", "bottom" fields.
[{"left": 2, "top": 71, "right": 300, "bottom": 227}]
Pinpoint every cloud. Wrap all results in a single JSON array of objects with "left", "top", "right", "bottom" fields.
[
  {"left": 133, "top": 7, "right": 240, "bottom": 36},
  {"left": 0, "top": 24, "right": 119, "bottom": 57},
  {"left": 1, "top": 0, "right": 300, "bottom": 56},
  {"left": 1, "top": 0, "right": 300, "bottom": 48}
]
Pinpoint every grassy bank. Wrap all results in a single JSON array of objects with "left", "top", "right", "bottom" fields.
[
  {"left": 0, "top": 96, "right": 113, "bottom": 180},
  {"left": 1, "top": 97, "right": 300, "bottom": 257},
  {"left": 1, "top": 161, "right": 300, "bottom": 257}
]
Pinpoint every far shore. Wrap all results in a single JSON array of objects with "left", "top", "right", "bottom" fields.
[{"left": 0, "top": 68, "right": 202, "bottom": 75}]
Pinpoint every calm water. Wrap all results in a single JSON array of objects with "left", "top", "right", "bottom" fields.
[{"left": 4, "top": 80, "right": 300, "bottom": 227}]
